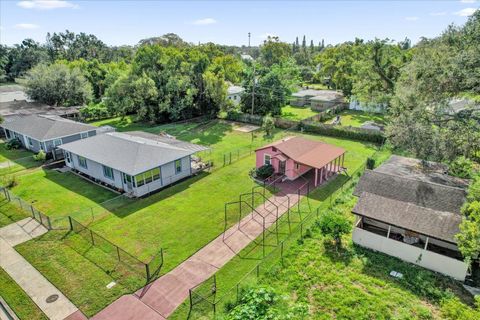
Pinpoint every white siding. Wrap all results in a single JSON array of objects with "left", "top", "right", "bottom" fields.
[
  {"left": 352, "top": 227, "right": 468, "bottom": 281},
  {"left": 66, "top": 152, "right": 125, "bottom": 190}
]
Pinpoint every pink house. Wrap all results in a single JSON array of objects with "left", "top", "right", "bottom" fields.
[{"left": 255, "top": 136, "right": 346, "bottom": 186}]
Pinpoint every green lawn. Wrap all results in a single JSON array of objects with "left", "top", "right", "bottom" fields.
[
  {"left": 13, "top": 118, "right": 384, "bottom": 317},
  {"left": 281, "top": 105, "right": 319, "bottom": 121},
  {"left": 322, "top": 110, "right": 386, "bottom": 127},
  {"left": 0, "top": 267, "right": 47, "bottom": 320},
  {"left": 10, "top": 170, "right": 120, "bottom": 218},
  {"left": 0, "top": 198, "right": 32, "bottom": 227},
  {"left": 16, "top": 231, "right": 144, "bottom": 317},
  {"left": 172, "top": 167, "right": 478, "bottom": 320},
  {"left": 0, "top": 143, "right": 39, "bottom": 176}
]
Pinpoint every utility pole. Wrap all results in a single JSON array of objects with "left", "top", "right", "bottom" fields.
[
  {"left": 251, "top": 64, "right": 256, "bottom": 116},
  {"left": 248, "top": 32, "right": 251, "bottom": 47}
]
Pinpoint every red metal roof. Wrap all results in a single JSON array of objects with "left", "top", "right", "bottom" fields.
[{"left": 257, "top": 136, "right": 346, "bottom": 169}]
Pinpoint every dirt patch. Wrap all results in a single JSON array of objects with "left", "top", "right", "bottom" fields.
[{"left": 233, "top": 123, "right": 260, "bottom": 133}]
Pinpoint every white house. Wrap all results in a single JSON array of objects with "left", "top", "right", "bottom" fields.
[
  {"left": 59, "top": 131, "right": 209, "bottom": 197},
  {"left": 227, "top": 85, "right": 245, "bottom": 105}
]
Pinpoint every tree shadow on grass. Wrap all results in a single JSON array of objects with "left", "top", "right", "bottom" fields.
[
  {"left": 43, "top": 168, "right": 212, "bottom": 220},
  {"left": 343, "top": 110, "right": 386, "bottom": 126}
]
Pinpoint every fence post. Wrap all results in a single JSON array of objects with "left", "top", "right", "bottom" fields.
[
  {"left": 47, "top": 216, "right": 52, "bottom": 230},
  {"left": 256, "top": 264, "right": 260, "bottom": 279},
  {"left": 6, "top": 189, "right": 10, "bottom": 201},
  {"left": 223, "top": 154, "right": 226, "bottom": 166},
  {"left": 90, "top": 229, "right": 95, "bottom": 245},
  {"left": 116, "top": 246, "right": 121, "bottom": 261},
  {"left": 281, "top": 242, "right": 284, "bottom": 265},
  {"left": 229, "top": 152, "right": 232, "bottom": 164},
  {"left": 30, "top": 205, "right": 35, "bottom": 218},
  {"left": 68, "top": 216, "right": 73, "bottom": 231},
  {"left": 300, "top": 223, "right": 303, "bottom": 238},
  {"left": 189, "top": 289, "right": 193, "bottom": 311},
  {"left": 145, "top": 264, "right": 151, "bottom": 282}
]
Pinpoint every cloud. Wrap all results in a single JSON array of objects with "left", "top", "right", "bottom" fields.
[
  {"left": 430, "top": 12, "right": 447, "bottom": 16},
  {"left": 405, "top": 16, "right": 419, "bottom": 21},
  {"left": 192, "top": 18, "right": 217, "bottom": 25},
  {"left": 460, "top": 0, "right": 476, "bottom": 4},
  {"left": 17, "top": 1, "right": 78, "bottom": 10},
  {"left": 454, "top": 7, "right": 478, "bottom": 16},
  {"left": 14, "top": 23, "right": 40, "bottom": 29}
]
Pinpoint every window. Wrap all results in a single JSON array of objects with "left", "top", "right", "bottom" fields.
[
  {"left": 65, "top": 152, "right": 71, "bottom": 163},
  {"left": 134, "top": 167, "right": 162, "bottom": 187},
  {"left": 78, "top": 156, "right": 87, "bottom": 169},
  {"left": 175, "top": 159, "right": 182, "bottom": 174},
  {"left": 28, "top": 137, "right": 34, "bottom": 147},
  {"left": 152, "top": 167, "right": 161, "bottom": 180},
  {"left": 135, "top": 173, "right": 144, "bottom": 187},
  {"left": 103, "top": 166, "right": 114, "bottom": 180},
  {"left": 264, "top": 154, "right": 271, "bottom": 166},
  {"left": 81, "top": 132, "right": 89, "bottom": 139},
  {"left": 295, "top": 162, "right": 300, "bottom": 170},
  {"left": 53, "top": 139, "right": 62, "bottom": 147}
]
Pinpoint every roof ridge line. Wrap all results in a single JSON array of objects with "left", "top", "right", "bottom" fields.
[{"left": 366, "top": 169, "right": 467, "bottom": 192}]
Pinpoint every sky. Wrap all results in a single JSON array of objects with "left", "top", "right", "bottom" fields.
[{"left": 0, "top": 0, "right": 479, "bottom": 47}]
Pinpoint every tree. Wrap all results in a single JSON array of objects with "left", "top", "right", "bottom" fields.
[
  {"left": 456, "top": 175, "right": 480, "bottom": 266},
  {"left": 260, "top": 36, "right": 291, "bottom": 67},
  {"left": 387, "top": 11, "right": 480, "bottom": 161},
  {"left": 25, "top": 63, "right": 92, "bottom": 106},
  {"left": 316, "top": 209, "right": 352, "bottom": 250},
  {"left": 302, "top": 35, "right": 306, "bottom": 49},
  {"left": 262, "top": 114, "right": 275, "bottom": 137},
  {"left": 46, "top": 30, "right": 109, "bottom": 62},
  {"left": 4, "top": 39, "right": 48, "bottom": 80}
]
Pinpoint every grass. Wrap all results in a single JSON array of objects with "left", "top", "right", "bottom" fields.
[
  {"left": 172, "top": 168, "right": 478, "bottom": 320},
  {"left": 14, "top": 118, "right": 384, "bottom": 316},
  {"left": 10, "top": 170, "right": 121, "bottom": 217},
  {"left": 280, "top": 105, "right": 319, "bottom": 121},
  {"left": 0, "top": 198, "right": 32, "bottom": 227},
  {"left": 0, "top": 143, "right": 39, "bottom": 176},
  {"left": 16, "top": 231, "right": 144, "bottom": 317},
  {"left": 322, "top": 110, "right": 386, "bottom": 127},
  {"left": 0, "top": 267, "right": 47, "bottom": 320}
]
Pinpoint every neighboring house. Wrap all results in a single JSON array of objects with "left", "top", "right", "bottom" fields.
[
  {"left": 255, "top": 136, "right": 346, "bottom": 187},
  {"left": 352, "top": 155, "right": 469, "bottom": 281},
  {"left": 1, "top": 115, "right": 99, "bottom": 159},
  {"left": 59, "top": 131, "right": 209, "bottom": 197},
  {"left": 447, "top": 98, "right": 480, "bottom": 114},
  {"left": 309, "top": 91, "right": 345, "bottom": 111},
  {"left": 349, "top": 97, "right": 386, "bottom": 113},
  {"left": 291, "top": 89, "right": 344, "bottom": 109},
  {"left": 227, "top": 85, "right": 245, "bottom": 105}
]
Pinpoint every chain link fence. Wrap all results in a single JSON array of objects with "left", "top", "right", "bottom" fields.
[{"left": 187, "top": 161, "right": 367, "bottom": 318}]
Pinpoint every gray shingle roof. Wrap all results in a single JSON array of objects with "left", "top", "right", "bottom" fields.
[
  {"left": 1, "top": 115, "right": 95, "bottom": 141},
  {"left": 59, "top": 132, "right": 198, "bottom": 176},
  {"left": 353, "top": 192, "right": 462, "bottom": 243},
  {"left": 353, "top": 170, "right": 466, "bottom": 214},
  {"left": 126, "top": 131, "right": 210, "bottom": 153},
  {"left": 227, "top": 86, "right": 245, "bottom": 95}
]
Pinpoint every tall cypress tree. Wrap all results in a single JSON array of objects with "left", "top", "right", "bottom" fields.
[{"left": 302, "top": 35, "right": 306, "bottom": 49}]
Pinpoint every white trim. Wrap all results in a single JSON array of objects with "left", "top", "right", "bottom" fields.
[{"left": 264, "top": 154, "right": 271, "bottom": 166}]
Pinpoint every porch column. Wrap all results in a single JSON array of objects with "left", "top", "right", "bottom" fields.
[
  {"left": 314, "top": 168, "right": 318, "bottom": 187},
  {"left": 342, "top": 153, "right": 345, "bottom": 168},
  {"left": 386, "top": 225, "right": 391, "bottom": 238},
  {"left": 320, "top": 167, "right": 324, "bottom": 184},
  {"left": 335, "top": 157, "right": 339, "bottom": 173},
  {"left": 424, "top": 237, "right": 429, "bottom": 250}
]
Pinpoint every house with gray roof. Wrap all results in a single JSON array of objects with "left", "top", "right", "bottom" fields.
[
  {"left": 352, "top": 155, "right": 469, "bottom": 281},
  {"left": 59, "top": 131, "right": 209, "bottom": 197},
  {"left": 291, "top": 89, "right": 344, "bottom": 109},
  {"left": 1, "top": 114, "right": 99, "bottom": 159}
]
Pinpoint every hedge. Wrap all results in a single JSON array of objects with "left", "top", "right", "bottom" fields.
[{"left": 301, "top": 121, "right": 385, "bottom": 144}]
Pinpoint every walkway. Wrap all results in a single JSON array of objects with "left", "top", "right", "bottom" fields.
[
  {"left": 92, "top": 179, "right": 309, "bottom": 320},
  {"left": 0, "top": 218, "right": 82, "bottom": 320}
]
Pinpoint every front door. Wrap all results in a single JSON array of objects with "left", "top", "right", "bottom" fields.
[
  {"left": 123, "top": 173, "right": 133, "bottom": 191},
  {"left": 279, "top": 160, "right": 286, "bottom": 175}
]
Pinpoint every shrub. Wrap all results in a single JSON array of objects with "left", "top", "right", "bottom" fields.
[
  {"left": 80, "top": 102, "right": 110, "bottom": 121},
  {"left": 301, "top": 121, "right": 385, "bottom": 144},
  {"left": 366, "top": 157, "right": 376, "bottom": 170},
  {"left": 316, "top": 209, "right": 352, "bottom": 249},
  {"left": 33, "top": 150, "right": 46, "bottom": 162},
  {"left": 262, "top": 114, "right": 275, "bottom": 137},
  {"left": 256, "top": 164, "right": 274, "bottom": 180},
  {"left": 5, "top": 138, "right": 22, "bottom": 150},
  {"left": 226, "top": 287, "right": 278, "bottom": 319},
  {"left": 448, "top": 156, "right": 474, "bottom": 179}
]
